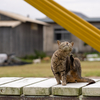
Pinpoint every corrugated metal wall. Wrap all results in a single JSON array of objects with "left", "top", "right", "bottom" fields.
[{"left": 0, "top": 22, "right": 43, "bottom": 57}]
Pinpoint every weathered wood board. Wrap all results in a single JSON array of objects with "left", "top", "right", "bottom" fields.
[
  {"left": 0, "top": 77, "right": 98, "bottom": 98},
  {"left": 0, "top": 77, "right": 22, "bottom": 85},
  {"left": 52, "top": 82, "right": 89, "bottom": 96},
  {"left": 23, "top": 78, "right": 57, "bottom": 95},
  {"left": 82, "top": 81, "right": 100, "bottom": 96},
  {"left": 81, "top": 96, "right": 100, "bottom": 100},
  {"left": 0, "top": 95, "right": 80, "bottom": 100},
  {"left": 0, "top": 78, "right": 46, "bottom": 95},
  {"left": 25, "top": 96, "right": 79, "bottom": 100}
]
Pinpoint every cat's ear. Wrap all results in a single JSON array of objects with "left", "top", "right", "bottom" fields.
[
  {"left": 71, "top": 42, "right": 74, "bottom": 46},
  {"left": 57, "top": 40, "right": 61, "bottom": 46}
]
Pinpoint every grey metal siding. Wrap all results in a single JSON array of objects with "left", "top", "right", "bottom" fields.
[
  {"left": 38, "top": 25, "right": 43, "bottom": 51},
  {"left": 0, "top": 22, "right": 43, "bottom": 57},
  {"left": 0, "top": 27, "right": 13, "bottom": 54}
]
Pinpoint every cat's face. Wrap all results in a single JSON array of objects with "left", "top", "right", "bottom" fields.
[{"left": 57, "top": 40, "right": 74, "bottom": 52}]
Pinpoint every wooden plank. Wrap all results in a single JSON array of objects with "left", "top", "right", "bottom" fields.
[
  {"left": 52, "top": 82, "right": 89, "bottom": 96},
  {"left": 0, "top": 95, "right": 100, "bottom": 100},
  {"left": 52, "top": 96, "right": 79, "bottom": 100},
  {"left": 82, "top": 96, "right": 100, "bottom": 100},
  {"left": 52, "top": 78, "right": 97, "bottom": 96},
  {"left": 0, "top": 78, "right": 46, "bottom": 95},
  {"left": 0, "top": 96, "right": 79, "bottom": 100},
  {"left": 0, "top": 96, "right": 24, "bottom": 100},
  {"left": 25, "top": 96, "right": 52, "bottom": 100},
  {"left": 82, "top": 81, "right": 100, "bottom": 96},
  {"left": 0, "top": 77, "right": 22, "bottom": 85},
  {"left": 23, "top": 78, "right": 57, "bottom": 96},
  {"left": 25, "top": 96, "right": 79, "bottom": 100}
]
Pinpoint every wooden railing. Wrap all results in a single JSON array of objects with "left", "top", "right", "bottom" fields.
[{"left": 0, "top": 77, "right": 99, "bottom": 100}]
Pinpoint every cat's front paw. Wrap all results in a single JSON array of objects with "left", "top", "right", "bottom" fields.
[{"left": 62, "top": 83, "right": 67, "bottom": 86}]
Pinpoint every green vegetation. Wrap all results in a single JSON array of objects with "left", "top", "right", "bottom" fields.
[
  {"left": 0, "top": 61, "right": 100, "bottom": 77},
  {"left": 21, "top": 50, "right": 47, "bottom": 60}
]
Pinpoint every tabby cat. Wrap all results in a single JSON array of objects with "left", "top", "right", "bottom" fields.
[
  {"left": 51, "top": 40, "right": 74, "bottom": 85},
  {"left": 65, "top": 55, "right": 95, "bottom": 84}
]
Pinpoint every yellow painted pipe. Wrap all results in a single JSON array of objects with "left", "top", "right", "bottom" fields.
[
  {"left": 24, "top": 0, "right": 100, "bottom": 52},
  {"left": 24, "top": 0, "right": 100, "bottom": 51},
  {"left": 49, "top": 0, "right": 100, "bottom": 34},
  {"left": 38, "top": 0, "right": 100, "bottom": 43}
]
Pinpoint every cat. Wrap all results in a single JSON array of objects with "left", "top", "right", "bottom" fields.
[
  {"left": 51, "top": 40, "right": 74, "bottom": 85},
  {"left": 65, "top": 55, "right": 95, "bottom": 84}
]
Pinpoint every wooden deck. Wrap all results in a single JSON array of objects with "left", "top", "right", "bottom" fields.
[{"left": 0, "top": 77, "right": 99, "bottom": 100}]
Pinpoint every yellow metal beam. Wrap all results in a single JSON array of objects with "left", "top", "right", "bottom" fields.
[{"left": 24, "top": 0, "right": 100, "bottom": 52}]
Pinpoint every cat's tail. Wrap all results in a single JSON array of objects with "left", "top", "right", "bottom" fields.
[{"left": 77, "top": 77, "right": 95, "bottom": 85}]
